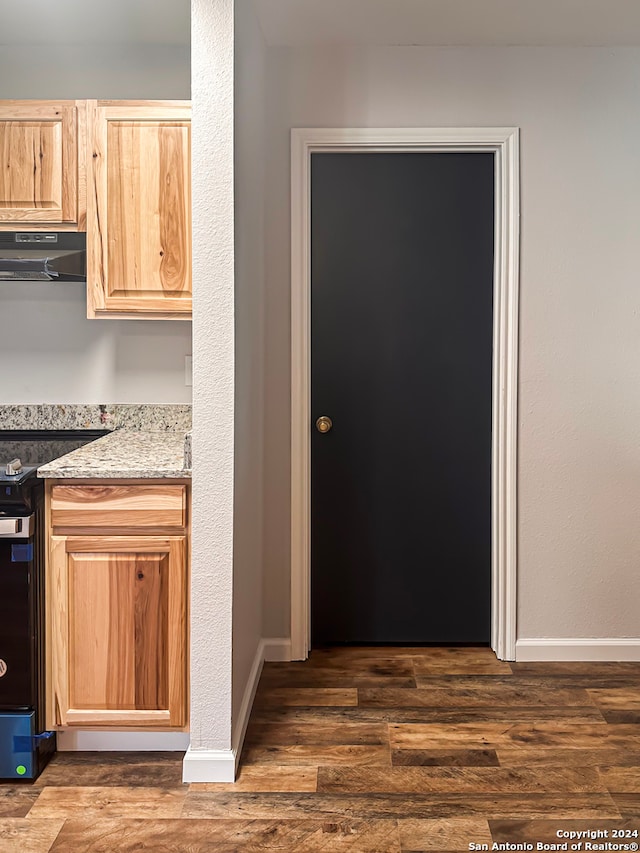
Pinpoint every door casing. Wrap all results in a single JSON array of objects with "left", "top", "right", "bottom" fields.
[{"left": 290, "top": 127, "right": 520, "bottom": 661}]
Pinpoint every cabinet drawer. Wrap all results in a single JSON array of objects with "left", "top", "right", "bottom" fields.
[{"left": 51, "top": 485, "right": 186, "bottom": 529}]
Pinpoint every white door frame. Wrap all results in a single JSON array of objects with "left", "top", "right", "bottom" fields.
[{"left": 290, "top": 127, "right": 520, "bottom": 661}]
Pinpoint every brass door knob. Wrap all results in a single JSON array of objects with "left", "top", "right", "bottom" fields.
[{"left": 316, "top": 416, "right": 333, "bottom": 434}]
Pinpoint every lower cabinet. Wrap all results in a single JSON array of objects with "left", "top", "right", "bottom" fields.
[{"left": 47, "top": 483, "right": 189, "bottom": 730}]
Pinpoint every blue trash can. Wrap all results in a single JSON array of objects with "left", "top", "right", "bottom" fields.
[{"left": 0, "top": 711, "right": 55, "bottom": 780}]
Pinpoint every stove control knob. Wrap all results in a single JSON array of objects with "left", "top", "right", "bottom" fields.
[{"left": 5, "top": 459, "right": 23, "bottom": 476}]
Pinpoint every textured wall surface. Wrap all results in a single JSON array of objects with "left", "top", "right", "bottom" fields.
[
  {"left": 232, "top": 0, "right": 267, "bottom": 739},
  {"left": 190, "top": 0, "right": 235, "bottom": 751},
  {"left": 262, "top": 46, "right": 640, "bottom": 641},
  {"left": 0, "top": 43, "right": 192, "bottom": 405}
]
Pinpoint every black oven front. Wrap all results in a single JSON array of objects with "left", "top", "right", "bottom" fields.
[
  {"left": 0, "top": 478, "right": 54, "bottom": 779},
  {"left": 0, "top": 429, "right": 107, "bottom": 780}
]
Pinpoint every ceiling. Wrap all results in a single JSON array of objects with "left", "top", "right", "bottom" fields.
[
  {"left": 3, "top": 0, "right": 639, "bottom": 50},
  {"left": 0, "top": 0, "right": 190, "bottom": 45},
  {"left": 252, "top": 0, "right": 640, "bottom": 46}
]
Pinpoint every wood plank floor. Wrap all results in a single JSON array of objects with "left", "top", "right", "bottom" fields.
[{"left": 3, "top": 647, "right": 640, "bottom": 851}]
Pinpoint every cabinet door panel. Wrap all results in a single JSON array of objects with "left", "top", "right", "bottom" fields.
[
  {"left": 69, "top": 552, "right": 169, "bottom": 711},
  {"left": 0, "top": 102, "right": 80, "bottom": 225},
  {"left": 51, "top": 535, "right": 186, "bottom": 727},
  {"left": 87, "top": 101, "right": 191, "bottom": 318}
]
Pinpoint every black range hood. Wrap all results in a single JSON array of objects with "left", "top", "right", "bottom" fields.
[{"left": 0, "top": 232, "right": 86, "bottom": 282}]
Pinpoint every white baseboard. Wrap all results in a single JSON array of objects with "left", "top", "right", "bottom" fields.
[
  {"left": 231, "top": 639, "right": 266, "bottom": 763},
  {"left": 57, "top": 731, "right": 191, "bottom": 751},
  {"left": 263, "top": 637, "right": 292, "bottom": 661},
  {"left": 182, "top": 637, "right": 292, "bottom": 783},
  {"left": 182, "top": 747, "right": 236, "bottom": 783},
  {"left": 516, "top": 638, "right": 640, "bottom": 662}
]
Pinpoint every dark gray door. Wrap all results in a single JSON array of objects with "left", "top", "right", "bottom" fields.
[{"left": 311, "top": 152, "right": 494, "bottom": 645}]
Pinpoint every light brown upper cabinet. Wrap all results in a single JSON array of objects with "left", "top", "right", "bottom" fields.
[
  {"left": 0, "top": 101, "right": 85, "bottom": 229},
  {"left": 86, "top": 100, "right": 192, "bottom": 319}
]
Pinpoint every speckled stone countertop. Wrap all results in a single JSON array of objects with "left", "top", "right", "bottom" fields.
[
  {"left": 0, "top": 404, "right": 191, "bottom": 432},
  {"left": 38, "top": 431, "right": 191, "bottom": 479},
  {"left": 0, "top": 405, "right": 192, "bottom": 476}
]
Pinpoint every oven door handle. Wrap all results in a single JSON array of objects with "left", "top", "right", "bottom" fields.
[{"left": 0, "top": 516, "right": 33, "bottom": 538}]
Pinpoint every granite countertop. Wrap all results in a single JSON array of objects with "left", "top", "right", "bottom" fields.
[
  {"left": 0, "top": 404, "right": 192, "bottom": 433},
  {"left": 37, "top": 430, "right": 191, "bottom": 479},
  {"left": 0, "top": 404, "right": 192, "bottom": 479}
]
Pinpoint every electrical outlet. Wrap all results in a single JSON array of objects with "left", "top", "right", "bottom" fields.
[{"left": 185, "top": 355, "right": 193, "bottom": 386}]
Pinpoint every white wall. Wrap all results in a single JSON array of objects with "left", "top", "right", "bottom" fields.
[
  {"left": 0, "top": 44, "right": 190, "bottom": 100},
  {"left": 232, "top": 0, "right": 266, "bottom": 743},
  {"left": 0, "top": 43, "right": 192, "bottom": 405},
  {"left": 187, "top": 0, "right": 235, "bottom": 779},
  {"left": 262, "top": 46, "right": 640, "bottom": 643}
]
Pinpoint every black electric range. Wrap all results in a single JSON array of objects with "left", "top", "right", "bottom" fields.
[{"left": 0, "top": 429, "right": 108, "bottom": 781}]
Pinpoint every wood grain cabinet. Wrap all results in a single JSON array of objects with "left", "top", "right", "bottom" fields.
[
  {"left": 48, "top": 483, "right": 189, "bottom": 729},
  {"left": 0, "top": 100, "right": 85, "bottom": 228},
  {"left": 86, "top": 100, "right": 192, "bottom": 319},
  {"left": 0, "top": 98, "right": 191, "bottom": 318}
]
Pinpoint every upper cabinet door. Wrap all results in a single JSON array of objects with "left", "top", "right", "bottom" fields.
[
  {"left": 87, "top": 101, "right": 192, "bottom": 319},
  {"left": 0, "top": 101, "right": 84, "bottom": 228}
]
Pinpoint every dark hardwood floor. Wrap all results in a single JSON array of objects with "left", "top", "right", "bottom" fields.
[{"left": 2, "top": 647, "right": 639, "bottom": 851}]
